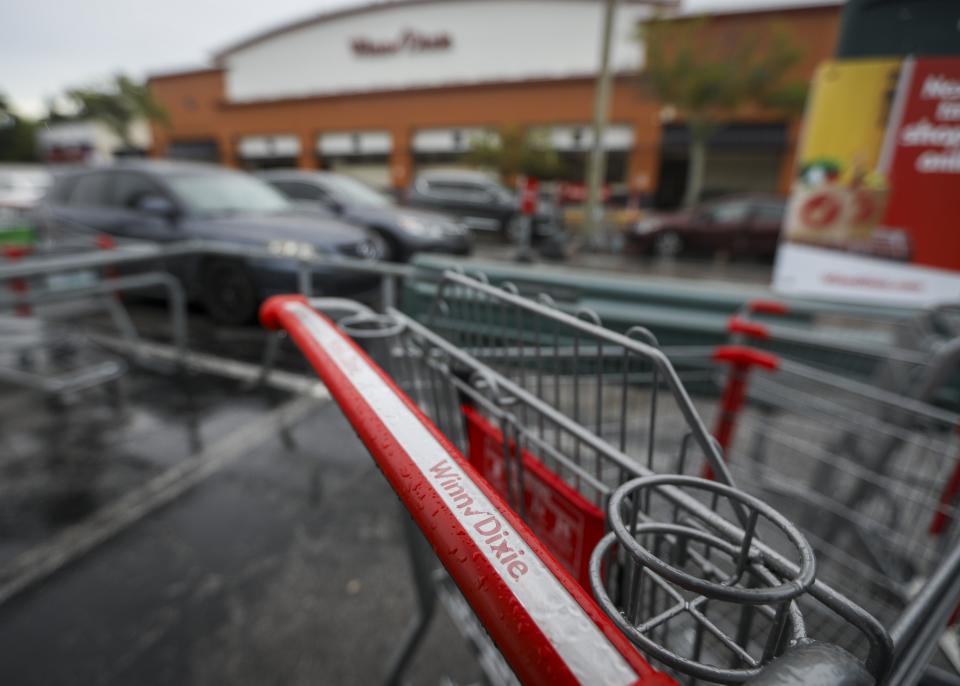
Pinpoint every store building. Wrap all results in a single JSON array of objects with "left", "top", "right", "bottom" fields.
[
  {"left": 148, "top": 0, "right": 842, "bottom": 204},
  {"left": 39, "top": 119, "right": 152, "bottom": 164}
]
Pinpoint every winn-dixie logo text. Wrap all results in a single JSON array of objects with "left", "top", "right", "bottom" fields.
[
  {"left": 429, "top": 460, "right": 529, "bottom": 581},
  {"left": 351, "top": 30, "right": 452, "bottom": 57}
]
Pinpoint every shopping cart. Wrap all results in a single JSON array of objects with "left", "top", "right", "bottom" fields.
[
  {"left": 260, "top": 270, "right": 898, "bottom": 685},
  {"left": 704, "top": 304, "right": 960, "bottom": 682},
  {"left": 610, "top": 293, "right": 960, "bottom": 682},
  {"left": 0, "top": 233, "right": 131, "bottom": 402},
  {"left": 726, "top": 298, "right": 960, "bottom": 394},
  {"left": 0, "top": 229, "right": 189, "bottom": 402}
]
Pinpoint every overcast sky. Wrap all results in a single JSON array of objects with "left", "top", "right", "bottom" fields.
[{"left": 1, "top": 0, "right": 833, "bottom": 117}]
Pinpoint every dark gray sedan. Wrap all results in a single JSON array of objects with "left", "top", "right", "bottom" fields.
[
  {"left": 33, "top": 160, "right": 385, "bottom": 324},
  {"left": 259, "top": 170, "right": 471, "bottom": 262},
  {"left": 405, "top": 169, "right": 559, "bottom": 243}
]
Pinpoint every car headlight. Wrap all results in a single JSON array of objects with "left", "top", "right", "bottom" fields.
[
  {"left": 398, "top": 214, "right": 444, "bottom": 238},
  {"left": 268, "top": 240, "right": 317, "bottom": 259},
  {"left": 441, "top": 221, "right": 467, "bottom": 236},
  {"left": 633, "top": 219, "right": 660, "bottom": 235}
]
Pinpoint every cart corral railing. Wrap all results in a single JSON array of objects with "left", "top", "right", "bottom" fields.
[
  {"left": 0, "top": 238, "right": 413, "bottom": 305},
  {"left": 0, "top": 238, "right": 416, "bottom": 372},
  {"left": 404, "top": 256, "right": 960, "bottom": 391}
]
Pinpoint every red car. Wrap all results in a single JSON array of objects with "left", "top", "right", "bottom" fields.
[{"left": 628, "top": 194, "right": 786, "bottom": 260}]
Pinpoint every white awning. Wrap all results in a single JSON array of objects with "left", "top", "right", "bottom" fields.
[
  {"left": 412, "top": 128, "right": 498, "bottom": 153},
  {"left": 546, "top": 124, "right": 635, "bottom": 152},
  {"left": 318, "top": 130, "right": 392, "bottom": 156},
  {"left": 237, "top": 134, "right": 300, "bottom": 159}
]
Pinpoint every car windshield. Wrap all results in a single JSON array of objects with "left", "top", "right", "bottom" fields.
[
  {"left": 167, "top": 171, "right": 291, "bottom": 216},
  {"left": 322, "top": 175, "right": 391, "bottom": 207}
]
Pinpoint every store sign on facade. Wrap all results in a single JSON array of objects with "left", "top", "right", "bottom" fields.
[{"left": 351, "top": 30, "right": 452, "bottom": 57}]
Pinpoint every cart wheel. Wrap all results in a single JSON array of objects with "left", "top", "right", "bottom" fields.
[
  {"left": 202, "top": 259, "right": 259, "bottom": 325},
  {"left": 653, "top": 231, "right": 683, "bottom": 258}
]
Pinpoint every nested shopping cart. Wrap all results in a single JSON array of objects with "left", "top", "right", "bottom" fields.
[
  {"left": 0, "top": 229, "right": 135, "bottom": 402},
  {"left": 724, "top": 298, "right": 960, "bottom": 390},
  {"left": 696, "top": 300, "right": 960, "bottom": 684},
  {"left": 257, "top": 270, "right": 960, "bottom": 685}
]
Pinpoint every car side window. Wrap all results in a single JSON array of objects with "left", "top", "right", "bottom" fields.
[
  {"left": 752, "top": 203, "right": 785, "bottom": 223},
  {"left": 111, "top": 172, "right": 166, "bottom": 210},
  {"left": 481, "top": 184, "right": 508, "bottom": 202},
  {"left": 67, "top": 173, "right": 111, "bottom": 207},
  {"left": 49, "top": 176, "right": 77, "bottom": 204},
  {"left": 423, "top": 180, "right": 457, "bottom": 198},
  {"left": 273, "top": 181, "right": 325, "bottom": 202},
  {"left": 426, "top": 180, "right": 489, "bottom": 203},
  {"left": 709, "top": 202, "right": 750, "bottom": 224}
]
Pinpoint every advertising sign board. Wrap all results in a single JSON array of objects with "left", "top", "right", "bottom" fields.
[{"left": 774, "top": 57, "right": 960, "bottom": 306}]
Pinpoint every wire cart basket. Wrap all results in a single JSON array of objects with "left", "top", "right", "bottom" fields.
[
  {"left": 259, "top": 270, "right": 960, "bottom": 685},
  {"left": 0, "top": 229, "right": 135, "bottom": 402},
  {"left": 701, "top": 304, "right": 960, "bottom": 683}
]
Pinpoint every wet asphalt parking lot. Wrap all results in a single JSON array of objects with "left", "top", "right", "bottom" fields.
[
  {"left": 0, "top": 249, "right": 771, "bottom": 685},
  {"left": 0, "top": 305, "right": 483, "bottom": 685}
]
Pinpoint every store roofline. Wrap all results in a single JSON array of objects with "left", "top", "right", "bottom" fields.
[
  {"left": 148, "top": 66, "right": 225, "bottom": 83},
  {"left": 671, "top": 0, "right": 842, "bottom": 20},
  {"left": 209, "top": 0, "right": 678, "bottom": 64},
  {"left": 148, "top": 0, "right": 843, "bottom": 85}
]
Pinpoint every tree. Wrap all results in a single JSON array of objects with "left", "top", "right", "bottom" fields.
[
  {"left": 0, "top": 94, "right": 39, "bottom": 162},
  {"left": 641, "top": 16, "right": 808, "bottom": 207},
  {"left": 461, "top": 126, "right": 562, "bottom": 183},
  {"left": 65, "top": 74, "right": 168, "bottom": 149}
]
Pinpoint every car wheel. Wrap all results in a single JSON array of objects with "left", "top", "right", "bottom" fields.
[
  {"left": 506, "top": 216, "right": 522, "bottom": 243},
  {"left": 653, "top": 231, "right": 683, "bottom": 258},
  {"left": 731, "top": 234, "right": 751, "bottom": 258},
  {"left": 201, "top": 259, "right": 259, "bottom": 325},
  {"left": 498, "top": 215, "right": 518, "bottom": 241},
  {"left": 372, "top": 228, "right": 404, "bottom": 263}
]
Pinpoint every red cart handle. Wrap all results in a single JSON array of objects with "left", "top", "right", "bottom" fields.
[
  {"left": 727, "top": 299, "right": 791, "bottom": 342},
  {"left": 705, "top": 346, "right": 781, "bottom": 480},
  {"left": 260, "top": 296, "right": 672, "bottom": 686},
  {"left": 745, "top": 299, "right": 789, "bottom": 316}
]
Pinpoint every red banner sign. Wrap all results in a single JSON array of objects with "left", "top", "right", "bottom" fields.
[
  {"left": 881, "top": 57, "right": 960, "bottom": 272},
  {"left": 775, "top": 57, "right": 960, "bottom": 306}
]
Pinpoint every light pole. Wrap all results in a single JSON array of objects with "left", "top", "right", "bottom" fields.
[{"left": 583, "top": 0, "right": 618, "bottom": 249}]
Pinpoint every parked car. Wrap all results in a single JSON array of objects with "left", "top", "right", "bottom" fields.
[
  {"left": 259, "top": 170, "right": 471, "bottom": 262},
  {"left": 405, "top": 169, "right": 558, "bottom": 242},
  {"left": 33, "top": 160, "right": 385, "bottom": 324},
  {"left": 0, "top": 165, "right": 52, "bottom": 217},
  {"left": 628, "top": 195, "right": 786, "bottom": 260}
]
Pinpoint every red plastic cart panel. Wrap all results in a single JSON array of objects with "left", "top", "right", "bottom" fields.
[{"left": 463, "top": 406, "right": 605, "bottom": 589}]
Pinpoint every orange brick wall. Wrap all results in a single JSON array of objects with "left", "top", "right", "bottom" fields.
[{"left": 148, "top": 4, "right": 841, "bottom": 194}]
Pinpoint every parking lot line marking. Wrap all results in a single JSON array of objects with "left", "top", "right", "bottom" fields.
[
  {"left": 89, "top": 334, "right": 331, "bottom": 398},
  {"left": 0, "top": 394, "right": 320, "bottom": 606}
]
